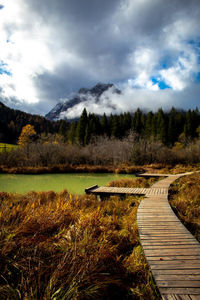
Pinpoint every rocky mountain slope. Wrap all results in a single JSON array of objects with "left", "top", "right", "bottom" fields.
[{"left": 45, "top": 83, "right": 121, "bottom": 120}]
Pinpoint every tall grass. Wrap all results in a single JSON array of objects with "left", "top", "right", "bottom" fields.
[
  {"left": 0, "top": 189, "right": 160, "bottom": 299},
  {"left": 107, "top": 177, "right": 158, "bottom": 188},
  {"left": 169, "top": 172, "right": 200, "bottom": 241}
]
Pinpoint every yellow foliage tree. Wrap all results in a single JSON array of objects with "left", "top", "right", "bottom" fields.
[
  {"left": 18, "top": 125, "right": 36, "bottom": 159},
  {"left": 18, "top": 124, "right": 36, "bottom": 146}
]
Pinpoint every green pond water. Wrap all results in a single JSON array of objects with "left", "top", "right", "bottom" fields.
[{"left": 0, "top": 173, "right": 135, "bottom": 194}]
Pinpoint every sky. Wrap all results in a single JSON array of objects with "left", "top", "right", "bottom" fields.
[{"left": 0, "top": 0, "right": 200, "bottom": 117}]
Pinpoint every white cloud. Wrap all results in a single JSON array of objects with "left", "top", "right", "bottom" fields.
[
  {"left": 0, "top": 0, "right": 55, "bottom": 104},
  {"left": 0, "top": 0, "right": 200, "bottom": 115}
]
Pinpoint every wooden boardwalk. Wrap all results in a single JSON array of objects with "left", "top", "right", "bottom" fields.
[
  {"left": 137, "top": 173, "right": 200, "bottom": 299},
  {"left": 85, "top": 185, "right": 168, "bottom": 197},
  {"left": 85, "top": 172, "right": 200, "bottom": 298}
]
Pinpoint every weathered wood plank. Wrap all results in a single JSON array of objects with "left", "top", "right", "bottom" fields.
[
  {"left": 149, "top": 261, "right": 200, "bottom": 267},
  {"left": 162, "top": 295, "right": 177, "bottom": 300},
  {"left": 155, "top": 275, "right": 200, "bottom": 281},
  {"left": 190, "top": 296, "right": 200, "bottom": 300},
  {"left": 150, "top": 263, "right": 200, "bottom": 270},
  {"left": 147, "top": 256, "right": 200, "bottom": 261},
  {"left": 143, "top": 245, "right": 200, "bottom": 250},
  {"left": 152, "top": 270, "right": 200, "bottom": 275},
  {"left": 139, "top": 236, "right": 195, "bottom": 240},
  {"left": 160, "top": 288, "right": 200, "bottom": 295},
  {"left": 158, "top": 281, "right": 200, "bottom": 288},
  {"left": 162, "top": 295, "right": 194, "bottom": 300}
]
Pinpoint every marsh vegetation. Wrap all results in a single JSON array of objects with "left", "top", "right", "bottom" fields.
[
  {"left": 0, "top": 178, "right": 160, "bottom": 299},
  {"left": 169, "top": 172, "right": 200, "bottom": 242}
]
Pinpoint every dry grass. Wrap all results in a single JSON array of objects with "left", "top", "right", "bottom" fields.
[
  {"left": 107, "top": 177, "right": 158, "bottom": 188},
  {"left": 144, "top": 163, "right": 200, "bottom": 174},
  {"left": 169, "top": 172, "right": 200, "bottom": 242},
  {"left": 0, "top": 189, "right": 160, "bottom": 299},
  {"left": 0, "top": 164, "right": 144, "bottom": 175}
]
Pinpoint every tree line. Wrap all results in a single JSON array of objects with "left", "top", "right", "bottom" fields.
[
  {"left": 0, "top": 101, "right": 69, "bottom": 144},
  {"left": 67, "top": 107, "right": 200, "bottom": 146},
  {"left": 1, "top": 100, "right": 200, "bottom": 146}
]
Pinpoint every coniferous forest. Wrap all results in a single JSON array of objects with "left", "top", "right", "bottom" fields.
[
  {"left": 1, "top": 101, "right": 200, "bottom": 169},
  {"left": 1, "top": 101, "right": 200, "bottom": 147}
]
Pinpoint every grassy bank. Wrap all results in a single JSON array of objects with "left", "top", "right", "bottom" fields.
[
  {"left": 0, "top": 186, "right": 160, "bottom": 299},
  {"left": 0, "top": 164, "right": 145, "bottom": 175},
  {"left": 0, "top": 162, "right": 199, "bottom": 175},
  {"left": 169, "top": 172, "right": 200, "bottom": 242},
  {"left": 0, "top": 143, "right": 17, "bottom": 152}
]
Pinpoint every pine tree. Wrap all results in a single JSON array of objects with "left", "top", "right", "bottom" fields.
[
  {"left": 123, "top": 112, "right": 132, "bottom": 133},
  {"left": 132, "top": 108, "right": 142, "bottom": 134},
  {"left": 58, "top": 120, "right": 68, "bottom": 141},
  {"left": 168, "top": 107, "right": 177, "bottom": 145},
  {"left": 111, "top": 115, "right": 120, "bottom": 138},
  {"left": 145, "top": 111, "right": 154, "bottom": 138},
  {"left": 184, "top": 109, "right": 193, "bottom": 138},
  {"left": 68, "top": 122, "right": 77, "bottom": 144},
  {"left": 76, "top": 108, "right": 88, "bottom": 146},
  {"left": 101, "top": 113, "right": 108, "bottom": 135},
  {"left": 156, "top": 108, "right": 167, "bottom": 144}
]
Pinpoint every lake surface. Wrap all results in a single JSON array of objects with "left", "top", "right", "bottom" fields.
[{"left": 0, "top": 173, "right": 135, "bottom": 194}]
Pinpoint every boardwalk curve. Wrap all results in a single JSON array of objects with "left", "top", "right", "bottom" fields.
[{"left": 137, "top": 173, "right": 200, "bottom": 299}]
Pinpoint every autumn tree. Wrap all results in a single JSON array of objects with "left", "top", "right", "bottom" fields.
[
  {"left": 18, "top": 124, "right": 36, "bottom": 145},
  {"left": 18, "top": 124, "right": 36, "bottom": 158}
]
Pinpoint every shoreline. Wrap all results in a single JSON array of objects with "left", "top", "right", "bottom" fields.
[
  {"left": 0, "top": 163, "right": 199, "bottom": 175},
  {"left": 0, "top": 164, "right": 145, "bottom": 175}
]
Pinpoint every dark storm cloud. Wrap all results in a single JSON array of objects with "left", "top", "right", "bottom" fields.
[{"left": 0, "top": 0, "right": 200, "bottom": 115}]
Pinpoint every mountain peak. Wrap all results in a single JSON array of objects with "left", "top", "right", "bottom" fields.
[{"left": 45, "top": 83, "right": 121, "bottom": 121}]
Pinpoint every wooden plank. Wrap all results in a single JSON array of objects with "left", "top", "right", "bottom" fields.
[
  {"left": 140, "top": 232, "right": 193, "bottom": 235},
  {"left": 139, "top": 224, "right": 186, "bottom": 227},
  {"left": 145, "top": 250, "right": 200, "bottom": 256},
  {"left": 160, "top": 288, "right": 200, "bottom": 295},
  {"left": 190, "top": 296, "right": 200, "bottom": 300},
  {"left": 147, "top": 256, "right": 200, "bottom": 261},
  {"left": 140, "top": 228, "right": 196, "bottom": 234},
  {"left": 139, "top": 227, "right": 189, "bottom": 231},
  {"left": 158, "top": 281, "right": 200, "bottom": 288},
  {"left": 142, "top": 241, "right": 199, "bottom": 246},
  {"left": 152, "top": 270, "right": 200, "bottom": 275},
  {"left": 162, "top": 295, "right": 178, "bottom": 300},
  {"left": 139, "top": 236, "right": 195, "bottom": 241},
  {"left": 143, "top": 245, "right": 200, "bottom": 249},
  {"left": 150, "top": 264, "right": 200, "bottom": 270},
  {"left": 162, "top": 295, "right": 193, "bottom": 300},
  {"left": 149, "top": 261, "right": 200, "bottom": 266},
  {"left": 154, "top": 275, "right": 200, "bottom": 281},
  {"left": 85, "top": 185, "right": 98, "bottom": 193}
]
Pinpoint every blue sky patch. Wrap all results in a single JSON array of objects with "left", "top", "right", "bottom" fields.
[
  {"left": 151, "top": 77, "right": 171, "bottom": 90},
  {"left": 188, "top": 39, "right": 200, "bottom": 48},
  {"left": 0, "top": 67, "right": 12, "bottom": 76},
  {"left": 159, "top": 57, "right": 173, "bottom": 70},
  {"left": 196, "top": 72, "right": 200, "bottom": 82},
  {"left": 0, "top": 4, "right": 4, "bottom": 10}
]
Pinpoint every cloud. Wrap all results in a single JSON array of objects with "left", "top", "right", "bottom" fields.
[
  {"left": 60, "top": 80, "right": 200, "bottom": 119},
  {"left": 0, "top": 0, "right": 200, "bottom": 115}
]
